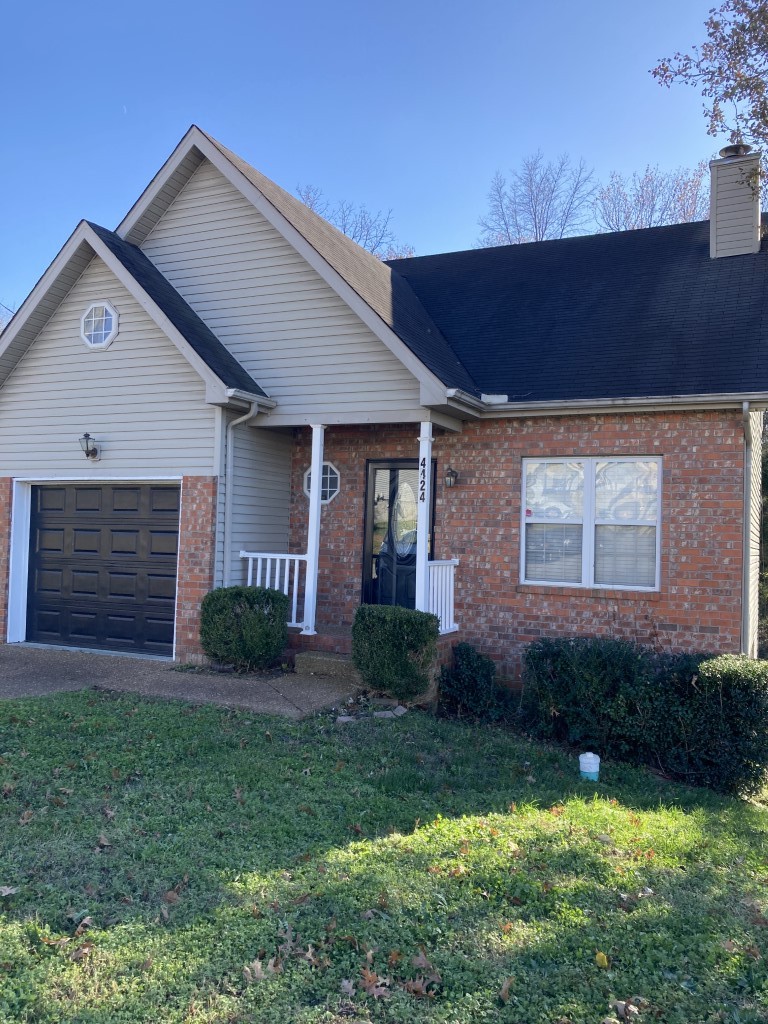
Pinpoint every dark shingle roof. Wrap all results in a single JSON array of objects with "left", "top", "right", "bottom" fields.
[
  {"left": 88, "top": 222, "right": 266, "bottom": 397},
  {"left": 389, "top": 220, "right": 768, "bottom": 403},
  {"left": 200, "top": 130, "right": 478, "bottom": 395}
]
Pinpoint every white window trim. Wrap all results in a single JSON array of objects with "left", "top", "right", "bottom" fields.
[
  {"left": 303, "top": 461, "right": 340, "bottom": 504},
  {"left": 80, "top": 300, "right": 119, "bottom": 350},
  {"left": 520, "top": 456, "right": 662, "bottom": 592}
]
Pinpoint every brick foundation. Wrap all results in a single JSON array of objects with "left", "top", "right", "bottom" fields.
[
  {"left": 289, "top": 411, "right": 747, "bottom": 679},
  {"left": 175, "top": 475, "right": 218, "bottom": 662}
]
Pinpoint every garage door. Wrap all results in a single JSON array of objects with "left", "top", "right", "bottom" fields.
[{"left": 27, "top": 484, "right": 180, "bottom": 655}]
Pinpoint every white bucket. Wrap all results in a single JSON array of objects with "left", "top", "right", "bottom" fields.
[{"left": 579, "top": 751, "right": 600, "bottom": 781}]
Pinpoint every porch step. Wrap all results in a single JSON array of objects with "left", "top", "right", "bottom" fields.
[{"left": 294, "top": 651, "right": 361, "bottom": 685}]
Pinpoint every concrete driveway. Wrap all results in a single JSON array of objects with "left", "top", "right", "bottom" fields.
[{"left": 0, "top": 644, "right": 356, "bottom": 719}]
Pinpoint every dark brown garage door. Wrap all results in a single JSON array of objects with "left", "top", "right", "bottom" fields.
[{"left": 27, "top": 484, "right": 180, "bottom": 656}]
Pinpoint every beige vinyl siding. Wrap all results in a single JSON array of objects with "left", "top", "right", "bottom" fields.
[
  {"left": 747, "top": 410, "right": 764, "bottom": 656},
  {"left": 711, "top": 158, "right": 761, "bottom": 258},
  {"left": 218, "top": 420, "right": 293, "bottom": 586},
  {"left": 140, "top": 160, "right": 423, "bottom": 424},
  {"left": 0, "top": 256, "right": 216, "bottom": 476}
]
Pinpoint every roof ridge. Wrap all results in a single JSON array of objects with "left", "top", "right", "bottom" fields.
[{"left": 198, "top": 129, "right": 481, "bottom": 396}]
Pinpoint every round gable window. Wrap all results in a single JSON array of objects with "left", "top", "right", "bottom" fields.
[
  {"left": 81, "top": 301, "right": 118, "bottom": 350},
  {"left": 303, "top": 462, "right": 340, "bottom": 503}
]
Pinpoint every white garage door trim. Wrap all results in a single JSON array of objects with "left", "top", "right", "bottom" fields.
[{"left": 7, "top": 476, "right": 183, "bottom": 655}]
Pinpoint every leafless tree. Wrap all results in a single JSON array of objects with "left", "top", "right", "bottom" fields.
[
  {"left": 594, "top": 162, "right": 710, "bottom": 231},
  {"left": 296, "top": 185, "right": 415, "bottom": 259},
  {"left": 477, "top": 152, "right": 597, "bottom": 246}
]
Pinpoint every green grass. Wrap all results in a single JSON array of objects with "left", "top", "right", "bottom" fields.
[{"left": 1, "top": 692, "right": 767, "bottom": 1023}]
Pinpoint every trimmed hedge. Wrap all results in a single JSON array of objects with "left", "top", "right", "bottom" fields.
[
  {"left": 439, "top": 642, "right": 514, "bottom": 720},
  {"left": 200, "top": 586, "right": 289, "bottom": 671},
  {"left": 523, "top": 636, "right": 768, "bottom": 796},
  {"left": 351, "top": 604, "right": 439, "bottom": 701}
]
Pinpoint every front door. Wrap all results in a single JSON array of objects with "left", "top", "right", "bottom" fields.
[{"left": 362, "top": 460, "right": 435, "bottom": 608}]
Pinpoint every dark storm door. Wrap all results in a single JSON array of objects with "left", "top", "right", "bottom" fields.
[
  {"left": 26, "top": 484, "right": 180, "bottom": 655},
  {"left": 362, "top": 460, "right": 435, "bottom": 608}
]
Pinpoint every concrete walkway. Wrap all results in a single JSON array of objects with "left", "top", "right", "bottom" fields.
[{"left": 0, "top": 644, "right": 357, "bottom": 719}]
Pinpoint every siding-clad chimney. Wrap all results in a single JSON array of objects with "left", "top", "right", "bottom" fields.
[{"left": 710, "top": 144, "right": 761, "bottom": 258}]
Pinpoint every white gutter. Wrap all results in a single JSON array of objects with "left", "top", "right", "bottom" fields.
[
  {"left": 223, "top": 402, "right": 259, "bottom": 586},
  {"left": 225, "top": 387, "right": 277, "bottom": 410},
  {"left": 444, "top": 388, "right": 768, "bottom": 418},
  {"left": 742, "top": 401, "right": 753, "bottom": 655}
]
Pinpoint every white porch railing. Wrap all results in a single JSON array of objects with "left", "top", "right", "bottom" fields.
[
  {"left": 239, "top": 552, "right": 459, "bottom": 635},
  {"left": 428, "top": 558, "right": 459, "bottom": 634},
  {"left": 240, "top": 552, "right": 308, "bottom": 629}
]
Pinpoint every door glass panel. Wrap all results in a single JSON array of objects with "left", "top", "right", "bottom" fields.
[{"left": 392, "top": 472, "right": 418, "bottom": 556}]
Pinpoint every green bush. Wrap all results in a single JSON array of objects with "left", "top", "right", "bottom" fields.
[
  {"left": 439, "top": 642, "right": 514, "bottom": 720},
  {"left": 523, "top": 637, "right": 768, "bottom": 795},
  {"left": 351, "top": 604, "right": 439, "bottom": 701},
  {"left": 200, "top": 586, "right": 289, "bottom": 671}
]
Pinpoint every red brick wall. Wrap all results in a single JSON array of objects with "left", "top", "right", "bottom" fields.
[
  {"left": 175, "top": 475, "right": 218, "bottom": 662},
  {"left": 289, "top": 411, "right": 746, "bottom": 677},
  {"left": 0, "top": 478, "right": 12, "bottom": 642}
]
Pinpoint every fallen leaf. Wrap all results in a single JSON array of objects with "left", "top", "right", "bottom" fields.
[
  {"left": 0, "top": 886, "right": 19, "bottom": 897},
  {"left": 18, "top": 810, "right": 33, "bottom": 826},
  {"left": 723, "top": 939, "right": 737, "bottom": 952},
  {"left": 70, "top": 941, "right": 95, "bottom": 962},
  {"left": 266, "top": 955, "right": 283, "bottom": 974},
  {"left": 595, "top": 950, "right": 610, "bottom": 969},
  {"left": 96, "top": 833, "right": 111, "bottom": 849},
  {"left": 163, "top": 890, "right": 179, "bottom": 905},
  {"left": 340, "top": 978, "right": 356, "bottom": 996},
  {"left": 501, "top": 922, "right": 513, "bottom": 934},
  {"left": 404, "top": 976, "right": 435, "bottom": 998},
  {"left": 499, "top": 976, "right": 514, "bottom": 1004},
  {"left": 243, "top": 959, "right": 265, "bottom": 983},
  {"left": 74, "top": 916, "right": 92, "bottom": 937},
  {"left": 349, "top": 823, "right": 363, "bottom": 835},
  {"left": 387, "top": 949, "right": 402, "bottom": 967},
  {"left": 361, "top": 909, "right": 376, "bottom": 920}
]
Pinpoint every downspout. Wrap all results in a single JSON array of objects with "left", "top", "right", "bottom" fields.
[
  {"left": 742, "top": 401, "right": 753, "bottom": 655},
  {"left": 223, "top": 403, "right": 259, "bottom": 587}
]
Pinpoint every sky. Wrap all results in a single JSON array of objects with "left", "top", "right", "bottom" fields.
[{"left": 1, "top": 0, "right": 718, "bottom": 313}]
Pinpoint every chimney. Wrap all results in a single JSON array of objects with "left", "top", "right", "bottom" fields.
[{"left": 710, "top": 144, "right": 761, "bottom": 258}]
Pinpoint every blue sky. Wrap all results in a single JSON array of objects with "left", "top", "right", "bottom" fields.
[{"left": 1, "top": 0, "right": 716, "bottom": 312}]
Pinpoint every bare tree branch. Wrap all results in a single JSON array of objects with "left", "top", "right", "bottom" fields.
[
  {"left": 296, "top": 185, "right": 414, "bottom": 259},
  {"left": 652, "top": 0, "right": 768, "bottom": 153},
  {"left": 477, "top": 151, "right": 596, "bottom": 246},
  {"left": 594, "top": 162, "right": 710, "bottom": 231}
]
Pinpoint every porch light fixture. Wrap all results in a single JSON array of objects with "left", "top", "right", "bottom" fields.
[
  {"left": 444, "top": 466, "right": 459, "bottom": 488},
  {"left": 79, "top": 433, "right": 100, "bottom": 460}
]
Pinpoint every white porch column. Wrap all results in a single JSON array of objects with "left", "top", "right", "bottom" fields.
[
  {"left": 415, "top": 421, "right": 433, "bottom": 612},
  {"left": 302, "top": 423, "right": 325, "bottom": 634}
]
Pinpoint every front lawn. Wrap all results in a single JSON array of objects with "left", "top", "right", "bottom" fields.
[{"left": 1, "top": 692, "right": 767, "bottom": 1023}]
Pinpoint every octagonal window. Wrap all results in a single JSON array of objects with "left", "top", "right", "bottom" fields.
[
  {"left": 303, "top": 462, "right": 340, "bottom": 503},
  {"left": 81, "top": 301, "right": 118, "bottom": 349}
]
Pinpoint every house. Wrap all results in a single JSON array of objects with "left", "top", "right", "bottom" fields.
[{"left": 0, "top": 128, "right": 764, "bottom": 678}]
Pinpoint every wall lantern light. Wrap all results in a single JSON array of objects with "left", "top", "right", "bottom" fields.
[
  {"left": 79, "top": 433, "right": 100, "bottom": 460},
  {"left": 444, "top": 466, "right": 459, "bottom": 488}
]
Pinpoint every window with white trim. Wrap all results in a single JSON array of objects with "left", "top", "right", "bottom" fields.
[
  {"left": 80, "top": 301, "right": 118, "bottom": 350},
  {"left": 521, "top": 457, "right": 661, "bottom": 589},
  {"left": 303, "top": 462, "right": 340, "bottom": 503}
]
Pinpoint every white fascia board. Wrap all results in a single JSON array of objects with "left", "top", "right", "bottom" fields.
[
  {"left": 119, "top": 128, "right": 449, "bottom": 400},
  {"left": 115, "top": 126, "right": 203, "bottom": 241},
  {"left": 476, "top": 392, "right": 768, "bottom": 417},
  {"left": 0, "top": 224, "right": 92, "bottom": 364}
]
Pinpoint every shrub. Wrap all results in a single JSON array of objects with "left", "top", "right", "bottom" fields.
[
  {"left": 200, "top": 586, "right": 289, "bottom": 671},
  {"left": 439, "top": 642, "right": 514, "bottom": 720},
  {"left": 351, "top": 604, "right": 439, "bottom": 702},
  {"left": 522, "top": 637, "right": 768, "bottom": 795}
]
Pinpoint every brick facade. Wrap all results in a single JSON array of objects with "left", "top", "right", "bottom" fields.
[
  {"left": 175, "top": 475, "right": 218, "bottom": 662},
  {"left": 289, "top": 411, "right": 746, "bottom": 678}
]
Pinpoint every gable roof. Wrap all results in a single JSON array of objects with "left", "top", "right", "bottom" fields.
[
  {"left": 0, "top": 220, "right": 268, "bottom": 404},
  {"left": 87, "top": 223, "right": 266, "bottom": 397},
  {"left": 391, "top": 219, "right": 768, "bottom": 405},
  {"left": 118, "top": 126, "right": 479, "bottom": 398}
]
